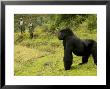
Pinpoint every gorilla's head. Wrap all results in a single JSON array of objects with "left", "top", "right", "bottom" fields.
[{"left": 58, "top": 28, "right": 74, "bottom": 40}]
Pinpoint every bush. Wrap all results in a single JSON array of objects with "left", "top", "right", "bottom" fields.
[
  {"left": 14, "top": 32, "right": 29, "bottom": 44},
  {"left": 33, "top": 26, "right": 47, "bottom": 38}
]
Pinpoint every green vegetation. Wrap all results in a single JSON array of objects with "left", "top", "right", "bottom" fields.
[{"left": 14, "top": 14, "right": 97, "bottom": 76}]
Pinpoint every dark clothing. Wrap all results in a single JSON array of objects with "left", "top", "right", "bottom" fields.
[{"left": 28, "top": 23, "right": 34, "bottom": 38}]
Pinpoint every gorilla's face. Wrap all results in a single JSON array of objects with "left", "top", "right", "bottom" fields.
[
  {"left": 58, "top": 28, "right": 73, "bottom": 40},
  {"left": 58, "top": 31, "right": 65, "bottom": 40}
]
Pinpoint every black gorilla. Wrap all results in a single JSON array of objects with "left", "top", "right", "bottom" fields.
[{"left": 58, "top": 28, "right": 97, "bottom": 70}]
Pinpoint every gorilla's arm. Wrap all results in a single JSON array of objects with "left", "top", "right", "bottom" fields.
[
  {"left": 63, "top": 40, "right": 66, "bottom": 50},
  {"left": 63, "top": 45, "right": 73, "bottom": 70}
]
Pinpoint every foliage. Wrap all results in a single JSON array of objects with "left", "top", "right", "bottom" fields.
[
  {"left": 14, "top": 14, "right": 97, "bottom": 76},
  {"left": 14, "top": 14, "right": 97, "bottom": 33},
  {"left": 14, "top": 29, "right": 97, "bottom": 76}
]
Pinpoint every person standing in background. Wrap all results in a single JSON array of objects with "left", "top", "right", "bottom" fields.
[
  {"left": 28, "top": 19, "right": 34, "bottom": 39},
  {"left": 19, "top": 17, "right": 25, "bottom": 34}
]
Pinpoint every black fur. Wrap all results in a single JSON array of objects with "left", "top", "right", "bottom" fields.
[{"left": 58, "top": 28, "right": 97, "bottom": 70}]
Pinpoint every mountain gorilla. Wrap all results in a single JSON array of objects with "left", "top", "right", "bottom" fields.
[{"left": 58, "top": 28, "right": 97, "bottom": 70}]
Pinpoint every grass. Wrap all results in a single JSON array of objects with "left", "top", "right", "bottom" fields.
[{"left": 14, "top": 30, "right": 97, "bottom": 76}]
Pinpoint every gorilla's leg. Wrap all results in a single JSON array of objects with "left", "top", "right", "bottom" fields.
[
  {"left": 92, "top": 54, "right": 97, "bottom": 65},
  {"left": 91, "top": 43, "right": 97, "bottom": 65},
  {"left": 92, "top": 50, "right": 97, "bottom": 65},
  {"left": 79, "top": 55, "right": 90, "bottom": 65}
]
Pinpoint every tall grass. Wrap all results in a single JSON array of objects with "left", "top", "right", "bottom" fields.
[{"left": 14, "top": 29, "right": 97, "bottom": 76}]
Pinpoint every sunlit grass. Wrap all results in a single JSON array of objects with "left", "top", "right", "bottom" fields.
[{"left": 14, "top": 30, "right": 97, "bottom": 76}]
